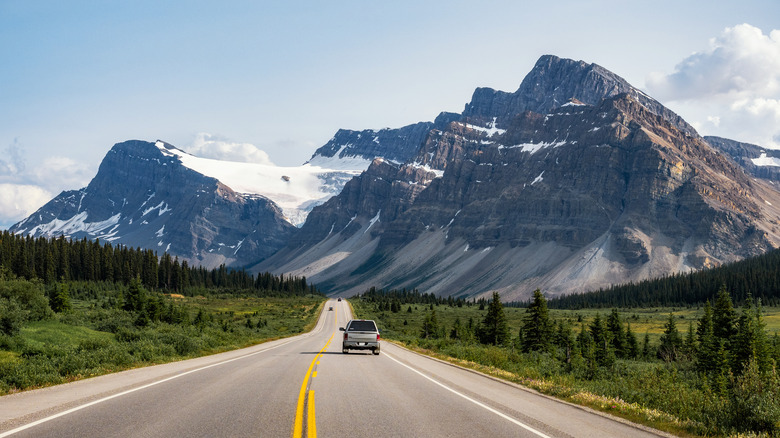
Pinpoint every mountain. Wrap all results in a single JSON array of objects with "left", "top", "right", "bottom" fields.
[
  {"left": 305, "top": 112, "right": 461, "bottom": 167},
  {"left": 10, "top": 139, "right": 370, "bottom": 268},
  {"left": 705, "top": 136, "right": 780, "bottom": 182},
  {"left": 255, "top": 55, "right": 780, "bottom": 300}
]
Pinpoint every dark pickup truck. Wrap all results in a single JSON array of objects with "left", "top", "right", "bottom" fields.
[{"left": 340, "top": 319, "right": 380, "bottom": 355}]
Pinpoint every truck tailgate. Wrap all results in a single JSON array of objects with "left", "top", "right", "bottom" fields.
[{"left": 348, "top": 332, "right": 377, "bottom": 342}]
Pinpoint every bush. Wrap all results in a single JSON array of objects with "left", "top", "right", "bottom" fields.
[{"left": 728, "top": 359, "right": 780, "bottom": 434}]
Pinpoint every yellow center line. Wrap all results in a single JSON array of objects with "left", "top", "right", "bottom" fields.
[
  {"left": 307, "top": 390, "right": 316, "bottom": 438},
  {"left": 292, "top": 304, "right": 339, "bottom": 438}
]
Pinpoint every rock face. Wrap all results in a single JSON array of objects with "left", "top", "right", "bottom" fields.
[
  {"left": 11, "top": 140, "right": 295, "bottom": 268},
  {"left": 306, "top": 113, "right": 461, "bottom": 166},
  {"left": 463, "top": 55, "right": 697, "bottom": 136},
  {"left": 256, "top": 55, "right": 780, "bottom": 300},
  {"left": 706, "top": 136, "right": 780, "bottom": 182}
]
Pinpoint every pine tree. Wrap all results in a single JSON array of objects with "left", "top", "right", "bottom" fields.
[
  {"left": 625, "top": 322, "right": 638, "bottom": 359},
  {"left": 450, "top": 317, "right": 463, "bottom": 340},
  {"left": 697, "top": 300, "right": 718, "bottom": 374},
  {"left": 713, "top": 285, "right": 736, "bottom": 346},
  {"left": 521, "top": 289, "right": 551, "bottom": 352},
  {"left": 606, "top": 309, "right": 626, "bottom": 358},
  {"left": 479, "top": 292, "right": 509, "bottom": 346},
  {"left": 48, "top": 282, "right": 71, "bottom": 313},
  {"left": 123, "top": 276, "right": 146, "bottom": 313},
  {"left": 657, "top": 313, "right": 683, "bottom": 361},
  {"left": 589, "top": 314, "right": 613, "bottom": 367},
  {"left": 642, "top": 332, "right": 652, "bottom": 359},
  {"left": 684, "top": 321, "right": 697, "bottom": 359},
  {"left": 420, "top": 309, "right": 439, "bottom": 339},
  {"left": 555, "top": 320, "right": 575, "bottom": 364}
]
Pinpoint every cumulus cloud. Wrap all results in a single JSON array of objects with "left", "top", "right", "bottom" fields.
[
  {"left": 186, "top": 133, "right": 274, "bottom": 165},
  {"left": 0, "top": 137, "right": 95, "bottom": 230},
  {"left": 647, "top": 24, "right": 780, "bottom": 101},
  {"left": 0, "top": 184, "right": 53, "bottom": 229},
  {"left": 646, "top": 24, "right": 780, "bottom": 149}
]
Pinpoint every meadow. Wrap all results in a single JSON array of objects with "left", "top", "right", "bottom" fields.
[
  {"left": 352, "top": 297, "right": 780, "bottom": 437},
  {"left": 0, "top": 279, "right": 324, "bottom": 395}
]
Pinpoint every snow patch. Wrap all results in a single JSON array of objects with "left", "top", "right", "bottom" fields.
[
  {"left": 159, "top": 144, "right": 371, "bottom": 226},
  {"left": 458, "top": 117, "right": 506, "bottom": 137},
  {"left": 155, "top": 225, "right": 165, "bottom": 237},
  {"left": 499, "top": 140, "right": 567, "bottom": 154},
  {"left": 364, "top": 210, "right": 381, "bottom": 234},
  {"left": 752, "top": 153, "right": 780, "bottom": 167},
  {"left": 27, "top": 212, "right": 121, "bottom": 237},
  {"left": 532, "top": 171, "right": 545, "bottom": 185},
  {"left": 409, "top": 162, "right": 444, "bottom": 178}
]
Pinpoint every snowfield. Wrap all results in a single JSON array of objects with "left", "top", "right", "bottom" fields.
[{"left": 155, "top": 141, "right": 370, "bottom": 226}]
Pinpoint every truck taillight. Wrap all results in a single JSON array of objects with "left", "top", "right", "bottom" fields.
[
  {"left": 344, "top": 332, "right": 348, "bottom": 341},
  {"left": 377, "top": 334, "right": 380, "bottom": 341}
]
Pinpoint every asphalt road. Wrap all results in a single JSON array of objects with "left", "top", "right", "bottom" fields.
[{"left": 0, "top": 299, "right": 672, "bottom": 437}]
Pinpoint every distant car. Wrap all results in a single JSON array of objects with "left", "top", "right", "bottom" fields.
[
  {"left": 328, "top": 306, "right": 333, "bottom": 311},
  {"left": 340, "top": 319, "right": 380, "bottom": 355},
  {"left": 337, "top": 297, "right": 342, "bottom": 301}
]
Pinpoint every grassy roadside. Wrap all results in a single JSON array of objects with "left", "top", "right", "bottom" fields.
[
  {"left": 352, "top": 299, "right": 780, "bottom": 437},
  {"left": 1, "top": 291, "right": 325, "bottom": 395}
]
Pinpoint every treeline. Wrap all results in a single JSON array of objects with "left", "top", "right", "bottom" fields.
[
  {"left": 357, "top": 286, "right": 469, "bottom": 311},
  {"left": 549, "top": 247, "right": 780, "bottom": 308},
  {"left": 0, "top": 231, "right": 319, "bottom": 296},
  {"left": 520, "top": 287, "right": 780, "bottom": 434}
]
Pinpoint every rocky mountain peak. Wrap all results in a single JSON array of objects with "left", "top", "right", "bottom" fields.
[{"left": 463, "top": 54, "right": 697, "bottom": 137}]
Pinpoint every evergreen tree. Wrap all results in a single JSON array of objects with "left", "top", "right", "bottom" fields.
[
  {"left": 521, "top": 289, "right": 551, "bottom": 352},
  {"left": 713, "top": 285, "right": 737, "bottom": 346},
  {"left": 642, "top": 332, "right": 652, "bottom": 359},
  {"left": 48, "top": 282, "right": 71, "bottom": 313},
  {"left": 731, "top": 295, "right": 771, "bottom": 374},
  {"left": 589, "top": 314, "right": 613, "bottom": 367},
  {"left": 123, "top": 276, "right": 146, "bottom": 313},
  {"left": 684, "top": 321, "right": 697, "bottom": 359},
  {"left": 555, "top": 320, "right": 575, "bottom": 363},
  {"left": 479, "top": 292, "right": 509, "bottom": 346},
  {"left": 420, "top": 308, "right": 440, "bottom": 339},
  {"left": 625, "top": 322, "right": 638, "bottom": 359},
  {"left": 606, "top": 309, "right": 626, "bottom": 358},
  {"left": 657, "top": 313, "right": 683, "bottom": 361},
  {"left": 697, "top": 301, "right": 718, "bottom": 374},
  {"left": 450, "top": 317, "right": 463, "bottom": 340}
]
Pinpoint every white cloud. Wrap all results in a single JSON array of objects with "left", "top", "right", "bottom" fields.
[
  {"left": 646, "top": 24, "right": 780, "bottom": 149},
  {"left": 186, "top": 133, "right": 274, "bottom": 165},
  {"left": 30, "top": 156, "right": 93, "bottom": 194},
  {"left": 647, "top": 24, "right": 780, "bottom": 101},
  {"left": 0, "top": 184, "right": 52, "bottom": 229}
]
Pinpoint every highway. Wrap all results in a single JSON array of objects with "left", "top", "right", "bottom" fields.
[{"left": 0, "top": 299, "right": 672, "bottom": 437}]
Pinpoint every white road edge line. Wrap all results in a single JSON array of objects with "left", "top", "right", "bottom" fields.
[
  {"left": 0, "top": 337, "right": 300, "bottom": 438},
  {"left": 384, "top": 352, "right": 552, "bottom": 438}
]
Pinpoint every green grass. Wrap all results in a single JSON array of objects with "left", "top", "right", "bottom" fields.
[
  {"left": 21, "top": 320, "right": 116, "bottom": 349},
  {"left": 367, "top": 303, "right": 780, "bottom": 346},
  {"left": 353, "top": 300, "right": 780, "bottom": 437},
  {"left": 0, "top": 294, "right": 325, "bottom": 395}
]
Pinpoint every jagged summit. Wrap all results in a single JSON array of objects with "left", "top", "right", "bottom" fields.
[
  {"left": 463, "top": 54, "right": 697, "bottom": 137},
  {"left": 12, "top": 55, "right": 780, "bottom": 299},
  {"left": 255, "top": 60, "right": 780, "bottom": 299}
]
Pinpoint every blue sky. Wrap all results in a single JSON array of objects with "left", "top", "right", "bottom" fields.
[{"left": 2, "top": 0, "right": 780, "bottom": 228}]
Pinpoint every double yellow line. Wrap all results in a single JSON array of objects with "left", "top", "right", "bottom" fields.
[{"left": 292, "top": 305, "right": 337, "bottom": 438}]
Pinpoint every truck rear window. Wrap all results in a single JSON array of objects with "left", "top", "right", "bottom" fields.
[{"left": 348, "top": 321, "right": 377, "bottom": 331}]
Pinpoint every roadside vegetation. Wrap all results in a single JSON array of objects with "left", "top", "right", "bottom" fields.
[
  {"left": 0, "top": 232, "right": 324, "bottom": 395},
  {"left": 352, "top": 287, "right": 780, "bottom": 437}
]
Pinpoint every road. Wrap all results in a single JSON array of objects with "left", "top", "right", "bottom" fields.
[{"left": 0, "top": 299, "right": 672, "bottom": 437}]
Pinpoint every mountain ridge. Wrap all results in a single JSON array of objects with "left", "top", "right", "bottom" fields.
[{"left": 11, "top": 54, "right": 780, "bottom": 300}]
